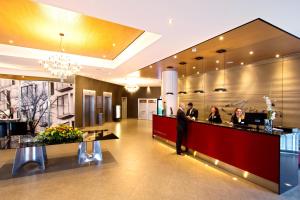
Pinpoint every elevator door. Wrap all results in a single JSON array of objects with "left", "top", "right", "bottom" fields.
[
  {"left": 84, "top": 95, "right": 91, "bottom": 126},
  {"left": 82, "top": 90, "right": 96, "bottom": 127}
]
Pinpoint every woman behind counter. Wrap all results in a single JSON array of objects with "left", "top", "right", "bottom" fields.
[
  {"left": 230, "top": 108, "right": 245, "bottom": 125},
  {"left": 208, "top": 106, "right": 222, "bottom": 123}
]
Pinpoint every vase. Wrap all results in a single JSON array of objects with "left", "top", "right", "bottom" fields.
[{"left": 264, "top": 119, "right": 273, "bottom": 133}]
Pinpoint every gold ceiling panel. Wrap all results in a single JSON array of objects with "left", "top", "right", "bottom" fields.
[
  {"left": 0, "top": 0, "right": 144, "bottom": 60},
  {"left": 140, "top": 19, "right": 300, "bottom": 79}
]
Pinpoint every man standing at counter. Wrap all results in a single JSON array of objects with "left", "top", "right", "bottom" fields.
[
  {"left": 186, "top": 102, "right": 198, "bottom": 120},
  {"left": 176, "top": 103, "right": 189, "bottom": 155}
]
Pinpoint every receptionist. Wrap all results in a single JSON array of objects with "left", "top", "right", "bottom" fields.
[
  {"left": 208, "top": 106, "right": 222, "bottom": 123},
  {"left": 230, "top": 108, "right": 245, "bottom": 125}
]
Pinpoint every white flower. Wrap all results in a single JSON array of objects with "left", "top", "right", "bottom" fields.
[
  {"left": 263, "top": 96, "right": 272, "bottom": 111},
  {"left": 271, "top": 111, "right": 276, "bottom": 120}
]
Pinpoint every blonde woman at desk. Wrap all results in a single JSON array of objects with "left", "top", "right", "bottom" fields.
[{"left": 230, "top": 108, "right": 245, "bottom": 125}]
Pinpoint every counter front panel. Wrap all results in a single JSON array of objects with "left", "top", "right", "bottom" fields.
[{"left": 153, "top": 115, "right": 280, "bottom": 183}]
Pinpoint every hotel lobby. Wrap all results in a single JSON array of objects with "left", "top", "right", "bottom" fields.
[{"left": 0, "top": 0, "right": 300, "bottom": 199}]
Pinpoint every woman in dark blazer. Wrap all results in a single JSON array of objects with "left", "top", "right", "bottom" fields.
[
  {"left": 208, "top": 106, "right": 222, "bottom": 123},
  {"left": 230, "top": 108, "right": 245, "bottom": 125}
]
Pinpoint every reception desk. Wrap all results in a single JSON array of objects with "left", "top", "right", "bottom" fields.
[{"left": 152, "top": 115, "right": 299, "bottom": 194}]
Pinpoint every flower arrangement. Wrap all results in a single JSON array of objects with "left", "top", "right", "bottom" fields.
[
  {"left": 35, "top": 124, "right": 84, "bottom": 144},
  {"left": 263, "top": 96, "right": 276, "bottom": 120}
]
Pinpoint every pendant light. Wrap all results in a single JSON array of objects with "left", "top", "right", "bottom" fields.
[
  {"left": 178, "top": 61, "right": 187, "bottom": 94},
  {"left": 194, "top": 56, "right": 205, "bottom": 93},
  {"left": 214, "top": 49, "right": 227, "bottom": 92}
]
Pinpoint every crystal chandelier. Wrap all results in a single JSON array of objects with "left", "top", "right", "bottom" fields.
[
  {"left": 125, "top": 85, "right": 139, "bottom": 93},
  {"left": 40, "top": 33, "right": 81, "bottom": 82}
]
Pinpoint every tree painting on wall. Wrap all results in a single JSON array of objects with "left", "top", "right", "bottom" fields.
[
  {"left": 20, "top": 81, "right": 50, "bottom": 135},
  {"left": 0, "top": 89, "right": 14, "bottom": 118},
  {"left": 0, "top": 79, "right": 75, "bottom": 135},
  {"left": 0, "top": 79, "right": 18, "bottom": 119}
]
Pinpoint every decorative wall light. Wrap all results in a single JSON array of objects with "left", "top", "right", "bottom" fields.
[
  {"left": 146, "top": 86, "right": 151, "bottom": 93},
  {"left": 214, "top": 49, "right": 227, "bottom": 92},
  {"left": 166, "top": 92, "right": 174, "bottom": 95},
  {"left": 193, "top": 90, "right": 204, "bottom": 94},
  {"left": 178, "top": 91, "right": 187, "bottom": 94}
]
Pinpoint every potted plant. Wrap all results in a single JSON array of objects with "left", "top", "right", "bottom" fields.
[{"left": 35, "top": 124, "right": 84, "bottom": 145}]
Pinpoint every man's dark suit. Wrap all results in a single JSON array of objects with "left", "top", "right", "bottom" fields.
[
  {"left": 176, "top": 108, "right": 188, "bottom": 154},
  {"left": 186, "top": 108, "right": 198, "bottom": 119}
]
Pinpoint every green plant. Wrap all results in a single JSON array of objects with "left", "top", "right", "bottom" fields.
[{"left": 35, "top": 124, "right": 83, "bottom": 144}]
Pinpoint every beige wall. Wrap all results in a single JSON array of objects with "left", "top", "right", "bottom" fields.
[{"left": 178, "top": 54, "right": 300, "bottom": 128}]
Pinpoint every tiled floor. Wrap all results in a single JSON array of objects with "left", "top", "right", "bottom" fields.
[{"left": 0, "top": 119, "right": 299, "bottom": 200}]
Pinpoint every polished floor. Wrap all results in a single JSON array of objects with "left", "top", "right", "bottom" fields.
[{"left": 0, "top": 119, "right": 299, "bottom": 200}]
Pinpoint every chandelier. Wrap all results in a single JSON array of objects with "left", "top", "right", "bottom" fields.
[
  {"left": 40, "top": 33, "right": 81, "bottom": 82},
  {"left": 125, "top": 85, "right": 139, "bottom": 93}
]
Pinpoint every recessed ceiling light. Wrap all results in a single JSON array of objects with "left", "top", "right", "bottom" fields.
[
  {"left": 112, "top": 43, "right": 116, "bottom": 47},
  {"left": 216, "top": 67, "right": 219, "bottom": 70},
  {"left": 173, "top": 55, "right": 177, "bottom": 59},
  {"left": 249, "top": 51, "right": 254, "bottom": 55},
  {"left": 149, "top": 65, "right": 153, "bottom": 68},
  {"left": 8, "top": 40, "right": 14, "bottom": 44},
  {"left": 192, "top": 47, "right": 197, "bottom": 52},
  {"left": 197, "top": 71, "right": 200, "bottom": 74},
  {"left": 182, "top": 75, "right": 185, "bottom": 77},
  {"left": 168, "top": 18, "right": 173, "bottom": 24},
  {"left": 216, "top": 60, "right": 220, "bottom": 64},
  {"left": 219, "top": 36, "right": 224, "bottom": 41},
  {"left": 226, "top": 61, "right": 234, "bottom": 64},
  {"left": 275, "top": 54, "right": 280, "bottom": 58},
  {"left": 193, "top": 66, "right": 196, "bottom": 69},
  {"left": 62, "top": 48, "right": 65, "bottom": 52},
  {"left": 240, "top": 62, "right": 244, "bottom": 65},
  {"left": 103, "top": 55, "right": 106, "bottom": 58}
]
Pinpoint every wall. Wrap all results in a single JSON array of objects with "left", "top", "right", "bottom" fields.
[
  {"left": 178, "top": 54, "right": 300, "bottom": 128},
  {"left": 122, "top": 87, "right": 161, "bottom": 118},
  {"left": 74, "top": 75, "right": 123, "bottom": 127}
]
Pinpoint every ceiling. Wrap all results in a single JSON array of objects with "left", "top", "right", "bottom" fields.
[
  {"left": 1, "top": 0, "right": 300, "bottom": 86},
  {"left": 139, "top": 19, "right": 300, "bottom": 79},
  {"left": 0, "top": 0, "right": 144, "bottom": 60}
]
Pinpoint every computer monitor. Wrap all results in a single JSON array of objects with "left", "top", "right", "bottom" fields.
[{"left": 244, "top": 112, "right": 267, "bottom": 126}]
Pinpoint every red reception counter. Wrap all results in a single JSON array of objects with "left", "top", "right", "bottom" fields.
[{"left": 152, "top": 115, "right": 299, "bottom": 194}]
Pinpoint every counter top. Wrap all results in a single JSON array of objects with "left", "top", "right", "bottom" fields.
[{"left": 154, "top": 114, "right": 299, "bottom": 136}]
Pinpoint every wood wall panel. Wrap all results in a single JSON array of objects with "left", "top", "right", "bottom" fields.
[
  {"left": 179, "top": 54, "right": 300, "bottom": 128},
  {"left": 74, "top": 75, "right": 123, "bottom": 127}
]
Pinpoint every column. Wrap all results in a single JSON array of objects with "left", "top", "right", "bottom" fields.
[{"left": 161, "top": 70, "right": 178, "bottom": 116}]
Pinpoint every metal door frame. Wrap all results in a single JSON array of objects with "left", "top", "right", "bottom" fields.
[{"left": 103, "top": 92, "right": 112, "bottom": 122}]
